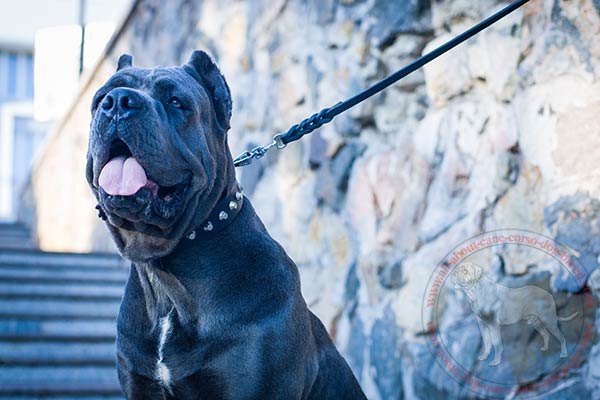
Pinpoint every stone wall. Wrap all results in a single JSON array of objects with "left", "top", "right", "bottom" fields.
[{"left": 30, "top": 0, "right": 600, "bottom": 398}]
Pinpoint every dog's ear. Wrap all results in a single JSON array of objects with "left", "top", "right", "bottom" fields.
[
  {"left": 117, "top": 54, "right": 133, "bottom": 71},
  {"left": 184, "top": 50, "right": 232, "bottom": 131}
]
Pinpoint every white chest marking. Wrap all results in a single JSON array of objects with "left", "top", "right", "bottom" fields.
[{"left": 156, "top": 310, "right": 174, "bottom": 394}]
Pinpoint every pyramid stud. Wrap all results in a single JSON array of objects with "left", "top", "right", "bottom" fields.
[
  {"left": 229, "top": 201, "right": 237, "bottom": 210},
  {"left": 187, "top": 230, "right": 196, "bottom": 240},
  {"left": 203, "top": 221, "right": 213, "bottom": 231},
  {"left": 219, "top": 211, "right": 228, "bottom": 220},
  {"left": 235, "top": 192, "right": 242, "bottom": 201}
]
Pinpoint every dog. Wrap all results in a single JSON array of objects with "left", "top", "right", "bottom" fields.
[
  {"left": 451, "top": 261, "right": 578, "bottom": 366},
  {"left": 85, "top": 51, "right": 366, "bottom": 399}
]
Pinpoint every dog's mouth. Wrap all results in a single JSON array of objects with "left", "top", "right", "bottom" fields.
[{"left": 96, "top": 139, "right": 191, "bottom": 233}]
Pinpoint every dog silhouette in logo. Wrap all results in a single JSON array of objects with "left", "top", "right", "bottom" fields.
[{"left": 451, "top": 261, "right": 578, "bottom": 366}]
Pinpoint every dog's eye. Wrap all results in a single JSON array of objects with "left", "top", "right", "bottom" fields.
[{"left": 169, "top": 97, "right": 183, "bottom": 108}]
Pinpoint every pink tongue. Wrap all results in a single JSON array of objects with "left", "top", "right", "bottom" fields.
[{"left": 99, "top": 156, "right": 148, "bottom": 196}]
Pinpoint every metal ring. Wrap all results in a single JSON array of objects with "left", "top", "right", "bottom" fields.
[{"left": 273, "top": 134, "right": 287, "bottom": 149}]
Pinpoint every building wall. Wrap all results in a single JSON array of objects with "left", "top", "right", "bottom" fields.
[
  {"left": 0, "top": 48, "right": 43, "bottom": 221},
  {"left": 0, "top": 0, "right": 131, "bottom": 223},
  {"left": 0, "top": 50, "right": 34, "bottom": 102},
  {"left": 0, "top": 0, "right": 132, "bottom": 49},
  {"left": 30, "top": 0, "right": 600, "bottom": 398}
]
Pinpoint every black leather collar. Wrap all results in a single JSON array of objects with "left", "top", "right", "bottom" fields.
[{"left": 186, "top": 182, "right": 244, "bottom": 240}]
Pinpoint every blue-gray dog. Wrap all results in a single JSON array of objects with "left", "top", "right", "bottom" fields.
[{"left": 85, "top": 50, "right": 366, "bottom": 399}]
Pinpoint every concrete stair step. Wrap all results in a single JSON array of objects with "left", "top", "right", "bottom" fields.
[
  {"left": 0, "top": 249, "right": 127, "bottom": 269},
  {"left": 0, "top": 341, "right": 116, "bottom": 365},
  {"left": 0, "top": 299, "right": 120, "bottom": 320},
  {"left": 0, "top": 319, "right": 116, "bottom": 341},
  {"left": 0, "top": 282, "right": 123, "bottom": 300},
  {"left": 0, "top": 223, "right": 31, "bottom": 238},
  {"left": 0, "top": 267, "right": 128, "bottom": 284},
  {"left": 0, "top": 224, "right": 36, "bottom": 251},
  {"left": 0, "top": 237, "right": 36, "bottom": 250},
  {"left": 0, "top": 230, "right": 30, "bottom": 239},
  {"left": 0, "top": 366, "right": 121, "bottom": 395}
]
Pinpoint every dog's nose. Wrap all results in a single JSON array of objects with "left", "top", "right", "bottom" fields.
[{"left": 101, "top": 88, "right": 143, "bottom": 117}]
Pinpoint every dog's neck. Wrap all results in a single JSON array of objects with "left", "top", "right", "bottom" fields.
[
  {"left": 134, "top": 195, "right": 267, "bottom": 327},
  {"left": 135, "top": 260, "right": 197, "bottom": 326},
  {"left": 184, "top": 181, "right": 244, "bottom": 240}
]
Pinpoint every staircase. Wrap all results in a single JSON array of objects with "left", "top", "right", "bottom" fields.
[
  {"left": 0, "top": 223, "right": 36, "bottom": 250},
  {"left": 0, "top": 240, "right": 128, "bottom": 398}
]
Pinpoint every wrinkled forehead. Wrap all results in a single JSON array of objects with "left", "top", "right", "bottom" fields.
[{"left": 97, "top": 66, "right": 206, "bottom": 98}]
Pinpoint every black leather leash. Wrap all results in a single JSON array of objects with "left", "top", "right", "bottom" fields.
[{"left": 233, "top": 0, "right": 530, "bottom": 168}]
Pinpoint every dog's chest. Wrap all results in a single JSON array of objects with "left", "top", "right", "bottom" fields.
[
  {"left": 150, "top": 309, "right": 204, "bottom": 394},
  {"left": 156, "top": 310, "right": 174, "bottom": 394}
]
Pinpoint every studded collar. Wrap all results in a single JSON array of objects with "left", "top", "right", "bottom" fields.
[{"left": 186, "top": 182, "right": 244, "bottom": 240}]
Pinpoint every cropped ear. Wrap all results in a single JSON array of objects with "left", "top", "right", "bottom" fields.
[
  {"left": 117, "top": 54, "right": 133, "bottom": 71},
  {"left": 184, "top": 50, "right": 232, "bottom": 131}
]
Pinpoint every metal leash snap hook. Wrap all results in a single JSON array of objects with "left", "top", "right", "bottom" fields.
[
  {"left": 251, "top": 146, "right": 266, "bottom": 160},
  {"left": 233, "top": 151, "right": 254, "bottom": 167}
]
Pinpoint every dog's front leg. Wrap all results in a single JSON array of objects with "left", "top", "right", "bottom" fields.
[
  {"left": 475, "top": 318, "right": 492, "bottom": 361},
  {"left": 488, "top": 325, "right": 503, "bottom": 366},
  {"left": 117, "top": 354, "right": 168, "bottom": 400}
]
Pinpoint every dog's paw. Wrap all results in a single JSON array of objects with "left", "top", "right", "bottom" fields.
[
  {"left": 489, "top": 358, "right": 501, "bottom": 366},
  {"left": 540, "top": 345, "right": 548, "bottom": 351},
  {"left": 560, "top": 351, "right": 568, "bottom": 358},
  {"left": 478, "top": 352, "right": 490, "bottom": 361}
]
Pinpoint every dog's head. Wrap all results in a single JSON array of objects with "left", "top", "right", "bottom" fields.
[
  {"left": 451, "top": 261, "right": 483, "bottom": 290},
  {"left": 86, "top": 51, "right": 234, "bottom": 262}
]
